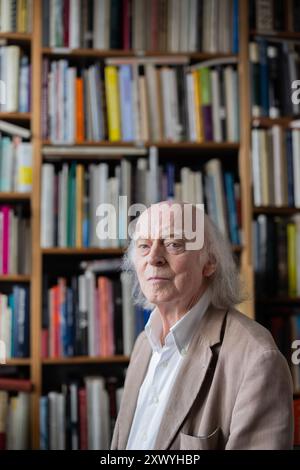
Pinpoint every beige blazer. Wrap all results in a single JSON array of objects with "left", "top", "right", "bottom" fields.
[{"left": 111, "top": 306, "right": 294, "bottom": 450}]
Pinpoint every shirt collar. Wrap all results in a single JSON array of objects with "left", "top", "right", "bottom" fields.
[{"left": 145, "top": 287, "right": 212, "bottom": 355}]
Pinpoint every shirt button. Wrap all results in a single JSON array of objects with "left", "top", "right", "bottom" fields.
[
  {"left": 152, "top": 395, "right": 159, "bottom": 404},
  {"left": 181, "top": 347, "right": 187, "bottom": 356},
  {"left": 161, "top": 360, "right": 169, "bottom": 367},
  {"left": 142, "top": 432, "right": 147, "bottom": 442}
]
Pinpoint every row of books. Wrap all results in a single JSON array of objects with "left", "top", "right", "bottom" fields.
[
  {"left": 0, "top": 137, "right": 32, "bottom": 192},
  {"left": 42, "top": 269, "right": 151, "bottom": 358},
  {"left": 0, "top": 286, "right": 30, "bottom": 359},
  {"left": 40, "top": 155, "right": 242, "bottom": 249},
  {"left": 0, "top": 205, "right": 31, "bottom": 275},
  {"left": 263, "top": 308, "right": 300, "bottom": 391},
  {"left": 0, "top": 0, "right": 32, "bottom": 33},
  {"left": 251, "top": 127, "right": 300, "bottom": 208},
  {"left": 0, "top": 390, "right": 30, "bottom": 450},
  {"left": 253, "top": 215, "right": 300, "bottom": 298},
  {"left": 42, "top": 0, "right": 239, "bottom": 54},
  {"left": 41, "top": 58, "right": 239, "bottom": 143},
  {"left": 40, "top": 377, "right": 123, "bottom": 450},
  {"left": 249, "top": 40, "right": 300, "bottom": 118},
  {"left": 249, "top": 0, "right": 299, "bottom": 33},
  {"left": 0, "top": 46, "right": 31, "bottom": 113}
]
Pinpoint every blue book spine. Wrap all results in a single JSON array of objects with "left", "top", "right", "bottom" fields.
[
  {"left": 119, "top": 65, "right": 134, "bottom": 141},
  {"left": 166, "top": 163, "right": 175, "bottom": 198},
  {"left": 8, "top": 293, "right": 14, "bottom": 357},
  {"left": 224, "top": 172, "right": 240, "bottom": 245},
  {"left": 66, "top": 287, "right": 75, "bottom": 356},
  {"left": 40, "top": 396, "right": 49, "bottom": 450},
  {"left": 232, "top": 0, "right": 239, "bottom": 54}
]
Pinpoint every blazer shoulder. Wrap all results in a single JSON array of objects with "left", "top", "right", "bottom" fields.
[{"left": 225, "top": 307, "right": 278, "bottom": 354}]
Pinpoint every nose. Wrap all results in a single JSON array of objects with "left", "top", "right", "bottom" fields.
[{"left": 148, "top": 241, "right": 166, "bottom": 266}]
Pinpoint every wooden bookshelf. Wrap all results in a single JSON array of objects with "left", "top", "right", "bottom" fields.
[
  {"left": 42, "top": 355, "right": 130, "bottom": 365},
  {"left": 1, "top": 0, "right": 255, "bottom": 450}
]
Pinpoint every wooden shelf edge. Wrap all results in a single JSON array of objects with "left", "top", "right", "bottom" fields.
[
  {"left": 250, "top": 30, "right": 300, "bottom": 40},
  {"left": 252, "top": 116, "right": 296, "bottom": 127},
  {"left": 0, "top": 112, "right": 31, "bottom": 121},
  {"left": 42, "top": 355, "right": 130, "bottom": 365},
  {"left": 0, "top": 32, "right": 31, "bottom": 42},
  {"left": 0, "top": 275, "right": 31, "bottom": 282},
  {"left": 1, "top": 358, "right": 31, "bottom": 366},
  {"left": 42, "top": 247, "right": 125, "bottom": 255},
  {"left": 42, "top": 47, "right": 238, "bottom": 60},
  {"left": 0, "top": 192, "right": 31, "bottom": 200},
  {"left": 253, "top": 206, "right": 300, "bottom": 215},
  {"left": 42, "top": 141, "right": 239, "bottom": 149}
]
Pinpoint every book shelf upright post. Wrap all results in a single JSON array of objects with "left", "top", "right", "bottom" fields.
[
  {"left": 31, "top": 0, "right": 43, "bottom": 449},
  {"left": 238, "top": 0, "right": 254, "bottom": 318}
]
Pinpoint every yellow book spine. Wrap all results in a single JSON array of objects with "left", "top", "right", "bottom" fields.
[
  {"left": 287, "top": 222, "right": 297, "bottom": 297},
  {"left": 195, "top": 70, "right": 204, "bottom": 142},
  {"left": 104, "top": 66, "right": 121, "bottom": 142},
  {"left": 76, "top": 164, "right": 84, "bottom": 248}
]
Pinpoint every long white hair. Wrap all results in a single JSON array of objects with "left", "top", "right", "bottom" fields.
[{"left": 121, "top": 206, "right": 247, "bottom": 310}]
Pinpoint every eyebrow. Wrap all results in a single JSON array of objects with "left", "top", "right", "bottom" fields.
[{"left": 136, "top": 234, "right": 187, "bottom": 241}]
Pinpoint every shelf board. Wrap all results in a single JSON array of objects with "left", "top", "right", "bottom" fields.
[
  {"left": 0, "top": 32, "right": 31, "bottom": 42},
  {"left": 1, "top": 358, "right": 31, "bottom": 366},
  {"left": 42, "top": 247, "right": 125, "bottom": 255},
  {"left": 0, "top": 275, "right": 31, "bottom": 282},
  {"left": 0, "top": 192, "right": 31, "bottom": 201},
  {"left": 252, "top": 117, "right": 295, "bottom": 127},
  {"left": 42, "top": 355, "right": 130, "bottom": 365},
  {"left": 0, "top": 112, "right": 31, "bottom": 121},
  {"left": 253, "top": 206, "right": 300, "bottom": 215},
  {"left": 250, "top": 30, "right": 300, "bottom": 40},
  {"left": 42, "top": 141, "right": 239, "bottom": 151},
  {"left": 42, "top": 47, "right": 237, "bottom": 60}
]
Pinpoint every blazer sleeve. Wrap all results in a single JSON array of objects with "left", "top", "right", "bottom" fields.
[{"left": 226, "top": 348, "right": 294, "bottom": 450}]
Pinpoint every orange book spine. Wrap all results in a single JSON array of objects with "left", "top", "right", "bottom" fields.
[{"left": 76, "top": 78, "right": 84, "bottom": 143}]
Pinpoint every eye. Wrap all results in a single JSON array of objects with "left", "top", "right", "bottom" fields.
[{"left": 165, "top": 241, "right": 185, "bottom": 252}]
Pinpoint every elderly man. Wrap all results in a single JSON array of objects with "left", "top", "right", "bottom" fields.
[{"left": 111, "top": 201, "right": 293, "bottom": 450}]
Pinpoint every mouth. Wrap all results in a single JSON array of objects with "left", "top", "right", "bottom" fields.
[{"left": 148, "top": 277, "right": 170, "bottom": 281}]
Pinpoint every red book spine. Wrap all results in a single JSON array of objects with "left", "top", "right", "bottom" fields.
[
  {"left": 122, "top": 0, "right": 131, "bottom": 50},
  {"left": 294, "top": 399, "right": 300, "bottom": 446},
  {"left": 79, "top": 388, "right": 88, "bottom": 450},
  {"left": 2, "top": 206, "right": 10, "bottom": 275}
]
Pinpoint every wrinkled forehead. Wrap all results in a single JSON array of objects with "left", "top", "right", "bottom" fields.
[{"left": 133, "top": 203, "right": 203, "bottom": 240}]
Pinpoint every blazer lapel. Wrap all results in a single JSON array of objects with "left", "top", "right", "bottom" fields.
[
  {"left": 117, "top": 334, "right": 152, "bottom": 449},
  {"left": 153, "top": 306, "right": 228, "bottom": 450}
]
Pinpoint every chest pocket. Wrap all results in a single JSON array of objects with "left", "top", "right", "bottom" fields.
[{"left": 179, "top": 426, "right": 220, "bottom": 450}]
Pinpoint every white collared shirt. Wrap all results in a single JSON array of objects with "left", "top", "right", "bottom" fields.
[{"left": 126, "top": 288, "right": 211, "bottom": 450}]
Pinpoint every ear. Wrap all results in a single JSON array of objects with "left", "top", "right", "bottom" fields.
[{"left": 203, "top": 261, "right": 216, "bottom": 278}]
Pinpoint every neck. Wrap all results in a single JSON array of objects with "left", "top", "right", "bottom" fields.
[{"left": 158, "top": 285, "right": 207, "bottom": 345}]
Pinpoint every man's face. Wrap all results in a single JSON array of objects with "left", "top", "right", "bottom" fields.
[{"left": 133, "top": 203, "right": 214, "bottom": 308}]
